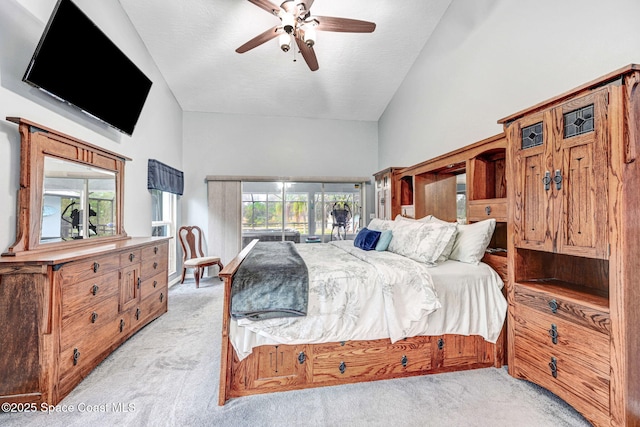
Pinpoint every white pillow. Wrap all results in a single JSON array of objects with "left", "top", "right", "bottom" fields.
[
  {"left": 368, "top": 218, "right": 393, "bottom": 231},
  {"left": 394, "top": 214, "right": 433, "bottom": 223},
  {"left": 448, "top": 219, "right": 496, "bottom": 265},
  {"left": 387, "top": 220, "right": 458, "bottom": 266},
  {"left": 425, "top": 216, "right": 457, "bottom": 262}
]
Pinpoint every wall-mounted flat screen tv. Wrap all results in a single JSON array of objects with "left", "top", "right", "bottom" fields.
[{"left": 23, "top": 0, "right": 152, "bottom": 136}]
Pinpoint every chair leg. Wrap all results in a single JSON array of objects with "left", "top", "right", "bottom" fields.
[
  {"left": 180, "top": 267, "right": 186, "bottom": 284},
  {"left": 194, "top": 267, "right": 200, "bottom": 288}
]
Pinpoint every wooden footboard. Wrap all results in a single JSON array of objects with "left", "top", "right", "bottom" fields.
[{"left": 218, "top": 240, "right": 506, "bottom": 405}]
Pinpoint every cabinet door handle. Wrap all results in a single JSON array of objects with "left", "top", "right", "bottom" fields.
[
  {"left": 542, "top": 171, "right": 551, "bottom": 191},
  {"left": 153, "top": 262, "right": 158, "bottom": 270},
  {"left": 153, "top": 280, "right": 158, "bottom": 288},
  {"left": 160, "top": 292, "right": 164, "bottom": 303},
  {"left": 91, "top": 284, "right": 99, "bottom": 296},
  {"left": 120, "top": 318, "right": 126, "bottom": 332},
  {"left": 137, "top": 277, "right": 141, "bottom": 289},
  {"left": 93, "top": 262, "right": 100, "bottom": 273},
  {"left": 548, "top": 299, "right": 558, "bottom": 314},
  {"left": 91, "top": 312, "right": 99, "bottom": 323},
  {"left": 129, "top": 253, "right": 135, "bottom": 262},
  {"left": 485, "top": 205, "right": 492, "bottom": 215},
  {"left": 553, "top": 169, "right": 562, "bottom": 190},
  {"left": 154, "top": 246, "right": 158, "bottom": 254},
  {"left": 135, "top": 308, "right": 141, "bottom": 320}
]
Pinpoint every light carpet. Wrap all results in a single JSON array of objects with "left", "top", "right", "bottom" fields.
[{"left": 1, "top": 277, "right": 591, "bottom": 426}]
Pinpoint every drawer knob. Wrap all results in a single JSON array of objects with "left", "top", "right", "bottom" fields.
[
  {"left": 548, "top": 357, "right": 558, "bottom": 378},
  {"left": 91, "top": 312, "right": 99, "bottom": 323},
  {"left": 129, "top": 253, "right": 135, "bottom": 262},
  {"left": 548, "top": 299, "right": 558, "bottom": 314},
  {"left": 401, "top": 355, "right": 408, "bottom": 367},
  {"left": 160, "top": 292, "right": 164, "bottom": 303},
  {"left": 154, "top": 246, "right": 158, "bottom": 254},
  {"left": 93, "top": 262, "right": 100, "bottom": 273},
  {"left": 548, "top": 324, "right": 558, "bottom": 344},
  {"left": 137, "top": 277, "right": 141, "bottom": 289},
  {"left": 485, "top": 205, "right": 491, "bottom": 215},
  {"left": 339, "top": 361, "right": 346, "bottom": 374},
  {"left": 153, "top": 262, "right": 158, "bottom": 270},
  {"left": 135, "top": 308, "right": 141, "bottom": 320},
  {"left": 153, "top": 280, "right": 158, "bottom": 288},
  {"left": 73, "top": 348, "right": 80, "bottom": 366},
  {"left": 298, "top": 351, "right": 306, "bottom": 365},
  {"left": 120, "top": 318, "right": 126, "bottom": 333},
  {"left": 91, "top": 284, "right": 99, "bottom": 296}
]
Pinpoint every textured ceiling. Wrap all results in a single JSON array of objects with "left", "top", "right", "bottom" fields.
[{"left": 119, "top": 0, "right": 452, "bottom": 121}]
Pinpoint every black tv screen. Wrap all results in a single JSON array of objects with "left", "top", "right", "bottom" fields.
[{"left": 23, "top": 0, "right": 152, "bottom": 136}]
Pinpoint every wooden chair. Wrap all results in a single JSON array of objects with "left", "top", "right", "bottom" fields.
[{"left": 178, "top": 225, "right": 223, "bottom": 288}]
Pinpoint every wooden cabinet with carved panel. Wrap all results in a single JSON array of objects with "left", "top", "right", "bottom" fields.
[{"left": 500, "top": 64, "right": 640, "bottom": 426}]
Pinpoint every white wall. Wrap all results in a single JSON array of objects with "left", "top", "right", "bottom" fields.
[
  {"left": 379, "top": 0, "right": 640, "bottom": 168},
  {"left": 182, "top": 112, "right": 378, "bottom": 234},
  {"left": 0, "top": 0, "right": 183, "bottom": 253}
]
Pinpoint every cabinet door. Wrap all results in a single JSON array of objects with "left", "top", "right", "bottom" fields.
[
  {"left": 510, "top": 112, "right": 553, "bottom": 252},
  {"left": 119, "top": 264, "right": 140, "bottom": 312},
  {"left": 552, "top": 89, "right": 609, "bottom": 259}
]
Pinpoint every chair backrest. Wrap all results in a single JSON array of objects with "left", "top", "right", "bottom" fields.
[
  {"left": 331, "top": 202, "right": 351, "bottom": 226},
  {"left": 178, "top": 225, "right": 206, "bottom": 261}
]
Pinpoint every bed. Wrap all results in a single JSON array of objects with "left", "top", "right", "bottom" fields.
[{"left": 218, "top": 217, "right": 508, "bottom": 405}]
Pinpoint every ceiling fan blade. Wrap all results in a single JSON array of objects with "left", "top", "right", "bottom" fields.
[
  {"left": 236, "top": 26, "right": 282, "bottom": 53},
  {"left": 314, "top": 16, "right": 376, "bottom": 33},
  {"left": 247, "top": 0, "right": 281, "bottom": 15},
  {"left": 295, "top": 36, "right": 319, "bottom": 71}
]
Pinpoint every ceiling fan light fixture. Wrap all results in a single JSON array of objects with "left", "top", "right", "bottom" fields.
[
  {"left": 279, "top": 32, "right": 292, "bottom": 52},
  {"left": 281, "top": 12, "right": 296, "bottom": 34}
]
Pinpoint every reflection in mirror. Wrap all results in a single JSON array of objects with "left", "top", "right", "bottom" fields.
[{"left": 41, "top": 157, "right": 117, "bottom": 243}]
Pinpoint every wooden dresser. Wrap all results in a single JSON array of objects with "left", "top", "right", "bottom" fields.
[
  {"left": 500, "top": 64, "right": 640, "bottom": 426},
  {"left": 0, "top": 237, "right": 169, "bottom": 407}
]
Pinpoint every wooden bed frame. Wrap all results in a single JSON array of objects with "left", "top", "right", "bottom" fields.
[{"left": 218, "top": 239, "right": 507, "bottom": 405}]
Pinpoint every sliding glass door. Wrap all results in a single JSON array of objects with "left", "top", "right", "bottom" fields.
[{"left": 242, "top": 180, "right": 364, "bottom": 247}]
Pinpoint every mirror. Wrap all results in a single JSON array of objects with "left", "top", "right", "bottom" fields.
[
  {"left": 41, "top": 157, "right": 117, "bottom": 243},
  {"left": 3, "top": 117, "right": 129, "bottom": 256}
]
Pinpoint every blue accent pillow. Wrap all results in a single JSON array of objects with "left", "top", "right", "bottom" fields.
[
  {"left": 354, "top": 227, "right": 381, "bottom": 251},
  {"left": 375, "top": 229, "right": 393, "bottom": 251}
]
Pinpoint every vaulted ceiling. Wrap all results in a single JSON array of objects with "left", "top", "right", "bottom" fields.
[{"left": 119, "top": 0, "right": 452, "bottom": 121}]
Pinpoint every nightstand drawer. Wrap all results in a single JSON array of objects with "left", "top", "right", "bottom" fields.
[
  {"left": 513, "top": 304, "right": 609, "bottom": 376},
  {"left": 514, "top": 283, "right": 610, "bottom": 335},
  {"left": 467, "top": 198, "right": 507, "bottom": 222}
]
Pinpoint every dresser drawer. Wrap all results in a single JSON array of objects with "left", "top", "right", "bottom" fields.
[
  {"left": 61, "top": 270, "right": 119, "bottom": 317},
  {"left": 60, "top": 294, "right": 120, "bottom": 352},
  {"left": 513, "top": 304, "right": 609, "bottom": 376},
  {"left": 140, "top": 271, "right": 167, "bottom": 300},
  {"left": 141, "top": 256, "right": 166, "bottom": 280},
  {"left": 142, "top": 242, "right": 168, "bottom": 263},
  {"left": 311, "top": 337, "right": 433, "bottom": 382},
  {"left": 58, "top": 314, "right": 126, "bottom": 383},
  {"left": 130, "top": 287, "right": 167, "bottom": 328},
  {"left": 514, "top": 283, "right": 610, "bottom": 335},
  {"left": 120, "top": 249, "right": 142, "bottom": 267},
  {"left": 467, "top": 198, "right": 507, "bottom": 222},
  {"left": 59, "top": 254, "right": 120, "bottom": 284}
]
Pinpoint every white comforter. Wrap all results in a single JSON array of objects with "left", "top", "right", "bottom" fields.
[{"left": 230, "top": 241, "right": 506, "bottom": 361}]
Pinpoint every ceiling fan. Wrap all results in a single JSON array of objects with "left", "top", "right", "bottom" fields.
[{"left": 236, "top": 0, "right": 376, "bottom": 71}]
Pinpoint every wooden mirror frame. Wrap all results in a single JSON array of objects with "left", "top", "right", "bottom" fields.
[{"left": 2, "top": 117, "right": 130, "bottom": 256}]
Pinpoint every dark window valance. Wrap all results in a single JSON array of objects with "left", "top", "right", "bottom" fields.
[{"left": 148, "top": 159, "right": 184, "bottom": 195}]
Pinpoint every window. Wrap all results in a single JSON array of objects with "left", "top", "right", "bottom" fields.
[
  {"left": 151, "top": 189, "right": 177, "bottom": 276},
  {"left": 241, "top": 181, "right": 364, "bottom": 247}
]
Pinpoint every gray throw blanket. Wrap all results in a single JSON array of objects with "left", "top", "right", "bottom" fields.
[{"left": 231, "top": 241, "right": 309, "bottom": 321}]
